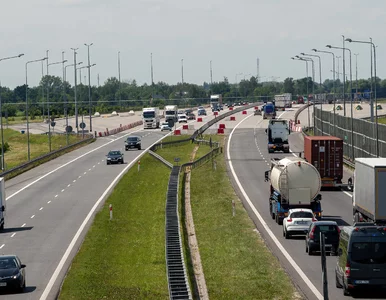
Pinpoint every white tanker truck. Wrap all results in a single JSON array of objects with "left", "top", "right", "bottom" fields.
[{"left": 264, "top": 156, "right": 322, "bottom": 225}]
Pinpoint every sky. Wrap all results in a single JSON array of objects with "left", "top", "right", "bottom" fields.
[{"left": 0, "top": 0, "right": 385, "bottom": 89}]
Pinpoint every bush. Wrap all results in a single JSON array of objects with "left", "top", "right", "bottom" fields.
[{"left": 0, "top": 142, "right": 10, "bottom": 153}]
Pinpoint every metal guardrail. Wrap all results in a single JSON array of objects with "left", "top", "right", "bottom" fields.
[
  {"left": 165, "top": 166, "right": 193, "bottom": 300},
  {"left": 0, "top": 134, "right": 94, "bottom": 178},
  {"left": 148, "top": 150, "right": 174, "bottom": 169},
  {"left": 294, "top": 103, "right": 312, "bottom": 124},
  {"left": 182, "top": 147, "right": 222, "bottom": 171}
]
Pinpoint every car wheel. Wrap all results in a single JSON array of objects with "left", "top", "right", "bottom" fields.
[
  {"left": 305, "top": 241, "right": 309, "bottom": 253},
  {"left": 308, "top": 246, "right": 313, "bottom": 255},
  {"left": 343, "top": 282, "right": 350, "bottom": 296},
  {"left": 335, "top": 272, "right": 343, "bottom": 288},
  {"left": 284, "top": 228, "right": 290, "bottom": 239},
  {"left": 138, "top": 146, "right": 141, "bottom": 150},
  {"left": 0, "top": 223, "right": 4, "bottom": 230},
  {"left": 106, "top": 162, "right": 110, "bottom": 165}
]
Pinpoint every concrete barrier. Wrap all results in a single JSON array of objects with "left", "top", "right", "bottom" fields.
[
  {"left": 242, "top": 110, "right": 247, "bottom": 115},
  {"left": 219, "top": 124, "right": 225, "bottom": 129},
  {"left": 217, "top": 128, "right": 224, "bottom": 134},
  {"left": 182, "top": 124, "right": 189, "bottom": 130},
  {"left": 214, "top": 111, "right": 218, "bottom": 116},
  {"left": 229, "top": 107, "right": 234, "bottom": 110},
  {"left": 230, "top": 116, "right": 236, "bottom": 121},
  {"left": 197, "top": 117, "right": 203, "bottom": 122},
  {"left": 174, "top": 129, "right": 181, "bottom": 135}
]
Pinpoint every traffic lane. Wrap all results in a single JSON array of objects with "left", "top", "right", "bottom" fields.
[
  {"left": 0, "top": 131, "right": 166, "bottom": 299},
  {"left": 254, "top": 128, "right": 380, "bottom": 300},
  {"left": 228, "top": 127, "right": 318, "bottom": 300}
]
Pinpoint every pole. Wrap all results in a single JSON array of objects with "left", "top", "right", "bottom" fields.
[
  {"left": 210, "top": 60, "right": 213, "bottom": 85},
  {"left": 86, "top": 43, "right": 93, "bottom": 131},
  {"left": 370, "top": 38, "right": 374, "bottom": 122},
  {"left": 41, "top": 61, "right": 45, "bottom": 122},
  {"left": 317, "top": 56, "right": 323, "bottom": 135},
  {"left": 118, "top": 51, "right": 121, "bottom": 109},
  {"left": 305, "top": 61, "right": 310, "bottom": 129},
  {"left": 150, "top": 53, "right": 154, "bottom": 102},
  {"left": 311, "top": 59, "right": 315, "bottom": 132},
  {"left": 373, "top": 43, "right": 378, "bottom": 157},
  {"left": 342, "top": 35, "right": 346, "bottom": 116},
  {"left": 26, "top": 63, "right": 30, "bottom": 161},
  {"left": 72, "top": 48, "right": 79, "bottom": 133},
  {"left": 354, "top": 54, "right": 358, "bottom": 95},
  {"left": 62, "top": 51, "right": 69, "bottom": 146},
  {"left": 332, "top": 55, "right": 336, "bottom": 136},
  {"left": 46, "top": 50, "right": 51, "bottom": 152},
  {"left": 0, "top": 81, "right": 3, "bottom": 170}
]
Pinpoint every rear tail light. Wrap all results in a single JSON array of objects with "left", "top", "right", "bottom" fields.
[
  {"left": 309, "top": 226, "right": 316, "bottom": 239},
  {"left": 337, "top": 226, "right": 341, "bottom": 234},
  {"left": 345, "top": 262, "right": 351, "bottom": 278},
  {"left": 287, "top": 218, "right": 292, "bottom": 222},
  {"left": 312, "top": 217, "right": 317, "bottom": 222}
]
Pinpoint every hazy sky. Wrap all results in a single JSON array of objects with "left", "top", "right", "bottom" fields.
[{"left": 0, "top": 0, "right": 385, "bottom": 89}]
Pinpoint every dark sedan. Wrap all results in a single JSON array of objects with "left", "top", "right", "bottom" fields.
[
  {"left": 106, "top": 150, "right": 124, "bottom": 165},
  {"left": 0, "top": 255, "right": 26, "bottom": 292},
  {"left": 187, "top": 113, "right": 196, "bottom": 120},
  {"left": 125, "top": 136, "right": 141, "bottom": 150}
]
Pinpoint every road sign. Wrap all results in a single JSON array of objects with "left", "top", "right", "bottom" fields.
[
  {"left": 65, "top": 126, "right": 73, "bottom": 133},
  {"left": 174, "top": 157, "right": 180, "bottom": 162},
  {"left": 80, "top": 122, "right": 86, "bottom": 129},
  {"left": 50, "top": 121, "right": 56, "bottom": 127}
]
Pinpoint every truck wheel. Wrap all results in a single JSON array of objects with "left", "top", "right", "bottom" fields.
[{"left": 0, "top": 223, "right": 4, "bottom": 230}]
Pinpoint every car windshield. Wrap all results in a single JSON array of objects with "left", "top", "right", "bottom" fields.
[
  {"left": 109, "top": 151, "right": 121, "bottom": 156},
  {"left": 351, "top": 242, "right": 386, "bottom": 264},
  {"left": 0, "top": 258, "right": 17, "bottom": 269},
  {"left": 316, "top": 225, "right": 338, "bottom": 232},
  {"left": 162, "top": 123, "right": 169, "bottom": 126},
  {"left": 291, "top": 211, "right": 313, "bottom": 218},
  {"left": 179, "top": 116, "right": 186, "bottom": 119},
  {"left": 127, "top": 137, "right": 138, "bottom": 142},
  {"left": 143, "top": 112, "right": 155, "bottom": 118}
]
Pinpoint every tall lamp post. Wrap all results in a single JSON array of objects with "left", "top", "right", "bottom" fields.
[
  {"left": 346, "top": 37, "right": 379, "bottom": 157},
  {"left": 235, "top": 73, "right": 243, "bottom": 101},
  {"left": 312, "top": 49, "right": 336, "bottom": 136},
  {"left": 0, "top": 53, "right": 24, "bottom": 170},
  {"left": 292, "top": 57, "right": 311, "bottom": 130},
  {"left": 117, "top": 51, "right": 121, "bottom": 110},
  {"left": 84, "top": 43, "right": 93, "bottom": 131},
  {"left": 71, "top": 47, "right": 79, "bottom": 133},
  {"left": 77, "top": 64, "right": 96, "bottom": 129},
  {"left": 26, "top": 57, "right": 48, "bottom": 161},
  {"left": 354, "top": 53, "right": 359, "bottom": 95},
  {"left": 326, "top": 44, "right": 354, "bottom": 158},
  {"left": 302, "top": 52, "right": 324, "bottom": 134}
]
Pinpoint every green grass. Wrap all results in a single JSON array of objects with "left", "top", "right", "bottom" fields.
[
  {"left": 377, "top": 117, "right": 386, "bottom": 124},
  {"left": 1, "top": 115, "right": 54, "bottom": 125},
  {"left": 189, "top": 138, "right": 299, "bottom": 299},
  {"left": 1, "top": 129, "right": 84, "bottom": 170},
  {"left": 156, "top": 136, "right": 198, "bottom": 165},
  {"left": 59, "top": 154, "right": 171, "bottom": 300}
]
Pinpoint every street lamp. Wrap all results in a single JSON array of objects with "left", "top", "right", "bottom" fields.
[
  {"left": 354, "top": 53, "right": 359, "bottom": 94},
  {"left": 312, "top": 49, "right": 337, "bottom": 136},
  {"left": 235, "top": 73, "right": 243, "bottom": 101},
  {"left": 71, "top": 47, "right": 79, "bottom": 133},
  {"left": 291, "top": 57, "right": 311, "bottom": 130},
  {"left": 77, "top": 64, "right": 96, "bottom": 130},
  {"left": 0, "top": 53, "right": 24, "bottom": 170},
  {"left": 117, "top": 51, "right": 121, "bottom": 111},
  {"left": 26, "top": 57, "right": 48, "bottom": 161},
  {"left": 346, "top": 37, "right": 379, "bottom": 156},
  {"left": 85, "top": 43, "right": 93, "bottom": 131},
  {"left": 327, "top": 44, "right": 354, "bottom": 158}
]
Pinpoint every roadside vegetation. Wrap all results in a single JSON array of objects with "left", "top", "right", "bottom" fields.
[{"left": 1, "top": 128, "right": 85, "bottom": 170}]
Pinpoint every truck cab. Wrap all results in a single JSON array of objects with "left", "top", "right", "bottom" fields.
[{"left": 266, "top": 120, "right": 290, "bottom": 153}]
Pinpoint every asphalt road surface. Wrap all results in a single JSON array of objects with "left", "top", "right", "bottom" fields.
[
  {"left": 227, "top": 108, "right": 386, "bottom": 300},
  {"left": 0, "top": 105, "right": 254, "bottom": 300}
]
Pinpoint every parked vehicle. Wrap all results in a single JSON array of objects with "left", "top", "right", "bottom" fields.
[
  {"left": 0, "top": 178, "right": 5, "bottom": 230},
  {"left": 0, "top": 255, "right": 26, "bottom": 292},
  {"left": 264, "top": 156, "right": 322, "bottom": 225},
  {"left": 303, "top": 136, "right": 344, "bottom": 188},
  {"left": 125, "top": 136, "right": 141, "bottom": 150},
  {"left": 266, "top": 119, "right": 290, "bottom": 153},
  {"left": 335, "top": 223, "right": 386, "bottom": 296},
  {"left": 142, "top": 107, "right": 160, "bottom": 129},
  {"left": 283, "top": 208, "right": 316, "bottom": 239},
  {"left": 305, "top": 220, "right": 340, "bottom": 255},
  {"left": 106, "top": 150, "right": 124, "bottom": 165},
  {"left": 352, "top": 158, "right": 386, "bottom": 224}
]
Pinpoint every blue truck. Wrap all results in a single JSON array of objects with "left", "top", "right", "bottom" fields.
[
  {"left": 262, "top": 102, "right": 276, "bottom": 119},
  {"left": 264, "top": 157, "right": 322, "bottom": 225}
]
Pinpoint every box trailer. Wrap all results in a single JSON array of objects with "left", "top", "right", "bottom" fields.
[
  {"left": 303, "top": 136, "right": 343, "bottom": 188},
  {"left": 353, "top": 158, "right": 386, "bottom": 224}
]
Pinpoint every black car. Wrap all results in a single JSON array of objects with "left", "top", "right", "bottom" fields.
[
  {"left": 125, "top": 136, "right": 141, "bottom": 150},
  {"left": 305, "top": 221, "right": 340, "bottom": 255},
  {"left": 187, "top": 113, "right": 196, "bottom": 120},
  {"left": 106, "top": 150, "right": 124, "bottom": 165},
  {"left": 0, "top": 255, "right": 26, "bottom": 292}
]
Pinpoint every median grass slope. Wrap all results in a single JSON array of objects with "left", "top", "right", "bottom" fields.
[
  {"left": 59, "top": 154, "right": 171, "bottom": 300},
  {"left": 189, "top": 137, "right": 300, "bottom": 299},
  {"left": 1, "top": 128, "right": 83, "bottom": 170}
]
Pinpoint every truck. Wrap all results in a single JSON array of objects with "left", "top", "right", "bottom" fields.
[
  {"left": 264, "top": 156, "right": 322, "bottom": 225},
  {"left": 0, "top": 177, "right": 5, "bottom": 230},
  {"left": 164, "top": 105, "right": 178, "bottom": 123},
  {"left": 274, "top": 93, "right": 292, "bottom": 110},
  {"left": 262, "top": 102, "right": 276, "bottom": 119},
  {"left": 303, "top": 136, "right": 343, "bottom": 188},
  {"left": 352, "top": 158, "right": 386, "bottom": 224},
  {"left": 210, "top": 94, "right": 222, "bottom": 112},
  {"left": 142, "top": 107, "right": 160, "bottom": 129},
  {"left": 266, "top": 119, "right": 290, "bottom": 153}
]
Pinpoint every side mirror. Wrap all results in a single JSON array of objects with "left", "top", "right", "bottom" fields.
[
  {"left": 338, "top": 248, "right": 343, "bottom": 256},
  {"left": 1, "top": 205, "right": 4, "bottom": 212},
  {"left": 20, "top": 264, "right": 26, "bottom": 268}
]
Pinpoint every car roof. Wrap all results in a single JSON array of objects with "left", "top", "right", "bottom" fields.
[
  {"left": 312, "top": 221, "right": 338, "bottom": 226},
  {"left": 0, "top": 255, "right": 18, "bottom": 259},
  {"left": 289, "top": 208, "right": 313, "bottom": 213},
  {"left": 127, "top": 135, "right": 140, "bottom": 138}
]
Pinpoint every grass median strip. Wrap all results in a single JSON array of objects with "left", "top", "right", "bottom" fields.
[
  {"left": 189, "top": 136, "right": 300, "bottom": 299},
  {"left": 59, "top": 154, "right": 171, "bottom": 300}
]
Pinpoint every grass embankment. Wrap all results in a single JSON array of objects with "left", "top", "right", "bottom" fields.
[
  {"left": 1, "top": 115, "right": 45, "bottom": 125},
  {"left": 189, "top": 137, "right": 299, "bottom": 299},
  {"left": 1, "top": 128, "right": 84, "bottom": 170}
]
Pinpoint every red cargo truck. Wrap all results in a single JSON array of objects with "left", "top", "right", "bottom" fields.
[{"left": 304, "top": 136, "right": 343, "bottom": 188}]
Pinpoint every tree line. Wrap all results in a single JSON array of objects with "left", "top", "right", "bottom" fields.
[{"left": 0, "top": 75, "right": 385, "bottom": 118}]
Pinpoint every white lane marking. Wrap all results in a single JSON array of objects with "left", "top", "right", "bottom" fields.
[
  {"left": 67, "top": 184, "right": 71, "bottom": 187},
  {"left": 84, "top": 172, "right": 87, "bottom": 175},
  {"left": 78, "top": 175, "right": 81, "bottom": 179},
  {"left": 55, "top": 195, "right": 58, "bottom": 198},
  {"left": 73, "top": 180, "right": 76, "bottom": 183},
  {"left": 93, "top": 165, "right": 95, "bottom": 168},
  {"left": 98, "top": 162, "right": 100, "bottom": 165},
  {"left": 39, "top": 131, "right": 173, "bottom": 300},
  {"left": 0, "top": 244, "right": 4, "bottom": 249},
  {"left": 11, "top": 233, "right": 16, "bottom": 237},
  {"left": 61, "top": 189, "right": 65, "bottom": 192},
  {"left": 31, "top": 215, "right": 35, "bottom": 219},
  {"left": 88, "top": 168, "right": 92, "bottom": 171},
  {"left": 21, "top": 223, "right": 26, "bottom": 227},
  {"left": 343, "top": 191, "right": 353, "bottom": 198},
  {"left": 227, "top": 113, "right": 323, "bottom": 300},
  {"left": 39, "top": 207, "right": 43, "bottom": 211},
  {"left": 47, "top": 201, "right": 51, "bottom": 204},
  {"left": 6, "top": 129, "right": 143, "bottom": 201}
]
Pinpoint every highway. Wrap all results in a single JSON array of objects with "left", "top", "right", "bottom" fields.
[
  {"left": 0, "top": 106, "right": 250, "bottom": 300},
  {"left": 227, "top": 107, "right": 386, "bottom": 300}
]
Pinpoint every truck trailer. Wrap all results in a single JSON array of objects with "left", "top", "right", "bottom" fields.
[
  {"left": 266, "top": 119, "right": 290, "bottom": 153},
  {"left": 352, "top": 158, "right": 386, "bottom": 224},
  {"left": 274, "top": 93, "right": 292, "bottom": 110},
  {"left": 303, "top": 135, "right": 343, "bottom": 188},
  {"left": 265, "top": 156, "right": 322, "bottom": 225},
  {"left": 0, "top": 177, "right": 5, "bottom": 230}
]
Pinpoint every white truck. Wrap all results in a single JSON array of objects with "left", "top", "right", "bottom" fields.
[
  {"left": 274, "top": 93, "right": 292, "bottom": 111},
  {"left": 265, "top": 157, "right": 322, "bottom": 224},
  {"left": 142, "top": 107, "right": 160, "bottom": 129},
  {"left": 0, "top": 177, "right": 5, "bottom": 230},
  {"left": 164, "top": 105, "right": 178, "bottom": 123},
  {"left": 352, "top": 158, "right": 386, "bottom": 224},
  {"left": 266, "top": 119, "right": 290, "bottom": 153},
  {"left": 210, "top": 94, "right": 222, "bottom": 112}
]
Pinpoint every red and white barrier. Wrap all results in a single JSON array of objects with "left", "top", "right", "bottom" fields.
[{"left": 98, "top": 120, "right": 143, "bottom": 137}]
